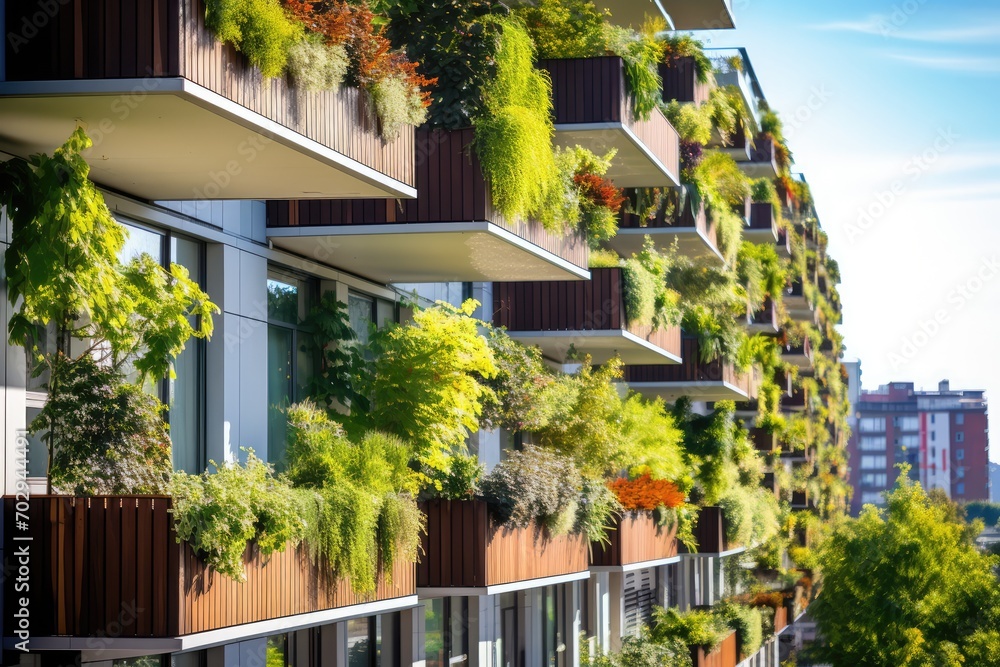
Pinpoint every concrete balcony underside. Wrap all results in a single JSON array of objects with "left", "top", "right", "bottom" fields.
[{"left": 626, "top": 336, "right": 756, "bottom": 402}]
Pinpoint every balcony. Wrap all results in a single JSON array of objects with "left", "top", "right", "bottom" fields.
[
  {"left": 750, "top": 427, "right": 778, "bottom": 453},
  {"left": 708, "top": 121, "right": 752, "bottom": 162},
  {"left": 784, "top": 279, "right": 814, "bottom": 321},
  {"left": 608, "top": 188, "right": 723, "bottom": 263},
  {"left": 775, "top": 226, "right": 792, "bottom": 258},
  {"left": 745, "top": 203, "right": 778, "bottom": 244},
  {"left": 625, "top": 335, "right": 757, "bottom": 402},
  {"left": 0, "top": 0, "right": 415, "bottom": 200},
  {"left": 4, "top": 496, "right": 416, "bottom": 649},
  {"left": 762, "top": 472, "right": 779, "bottom": 497},
  {"left": 693, "top": 506, "right": 743, "bottom": 555},
  {"left": 782, "top": 337, "right": 813, "bottom": 371},
  {"left": 266, "top": 128, "right": 589, "bottom": 283},
  {"left": 590, "top": 512, "right": 679, "bottom": 571},
  {"left": 741, "top": 135, "right": 779, "bottom": 180},
  {"left": 660, "top": 57, "right": 712, "bottom": 105},
  {"left": 418, "top": 500, "right": 590, "bottom": 594},
  {"left": 746, "top": 298, "right": 779, "bottom": 335},
  {"left": 542, "top": 57, "right": 680, "bottom": 188},
  {"left": 691, "top": 631, "right": 738, "bottom": 667},
  {"left": 493, "top": 268, "right": 682, "bottom": 365}
]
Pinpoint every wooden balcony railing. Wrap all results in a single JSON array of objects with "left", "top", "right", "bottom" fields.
[
  {"left": 418, "top": 500, "right": 589, "bottom": 589},
  {"left": 3, "top": 496, "right": 414, "bottom": 638},
  {"left": 750, "top": 134, "right": 777, "bottom": 166},
  {"left": 693, "top": 506, "right": 734, "bottom": 554},
  {"left": 3, "top": 0, "right": 414, "bottom": 187},
  {"left": 748, "top": 203, "right": 776, "bottom": 232},
  {"left": 773, "top": 605, "right": 789, "bottom": 635},
  {"left": 492, "top": 268, "right": 681, "bottom": 358},
  {"left": 541, "top": 56, "right": 680, "bottom": 183},
  {"left": 590, "top": 512, "right": 678, "bottom": 568},
  {"left": 266, "top": 128, "right": 588, "bottom": 271},
  {"left": 660, "top": 57, "right": 712, "bottom": 105},
  {"left": 750, "top": 427, "right": 778, "bottom": 453},
  {"left": 748, "top": 298, "right": 779, "bottom": 332},
  {"left": 625, "top": 335, "right": 755, "bottom": 397},
  {"left": 691, "top": 630, "right": 738, "bottom": 667}
]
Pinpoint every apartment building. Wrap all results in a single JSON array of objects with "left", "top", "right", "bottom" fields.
[
  {"left": 847, "top": 377, "right": 990, "bottom": 514},
  {"left": 0, "top": 1, "right": 843, "bottom": 667}
]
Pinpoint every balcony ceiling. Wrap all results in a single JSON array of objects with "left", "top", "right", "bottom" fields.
[
  {"left": 659, "top": 0, "right": 735, "bottom": 29},
  {"left": 552, "top": 126, "right": 680, "bottom": 189},
  {"left": 505, "top": 330, "right": 681, "bottom": 366},
  {"left": 604, "top": 228, "right": 725, "bottom": 265},
  {"left": 0, "top": 81, "right": 416, "bottom": 201},
  {"left": 267, "top": 223, "right": 590, "bottom": 284},
  {"left": 627, "top": 380, "right": 750, "bottom": 403},
  {"left": 739, "top": 160, "right": 779, "bottom": 180}
]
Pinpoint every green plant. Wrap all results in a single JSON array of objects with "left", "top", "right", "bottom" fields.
[
  {"left": 612, "top": 630, "right": 693, "bottom": 667},
  {"left": 205, "top": 0, "right": 303, "bottom": 78},
  {"left": 517, "top": 0, "right": 606, "bottom": 59},
  {"left": 620, "top": 393, "right": 686, "bottom": 482},
  {"left": 714, "top": 601, "right": 763, "bottom": 656},
  {"left": 371, "top": 73, "right": 430, "bottom": 140},
  {"left": 287, "top": 34, "right": 349, "bottom": 90},
  {"left": 170, "top": 451, "right": 303, "bottom": 580},
  {"left": 620, "top": 238, "right": 680, "bottom": 331},
  {"left": 473, "top": 16, "right": 561, "bottom": 223},
  {"left": 35, "top": 355, "right": 171, "bottom": 495},
  {"left": 355, "top": 299, "right": 497, "bottom": 475},
  {"left": 480, "top": 327, "right": 558, "bottom": 432},
  {"left": 750, "top": 178, "right": 780, "bottom": 208},
  {"left": 422, "top": 453, "right": 484, "bottom": 499},
  {"left": 661, "top": 35, "right": 712, "bottom": 84},
  {"left": 479, "top": 446, "right": 582, "bottom": 533},
  {"left": 662, "top": 100, "right": 712, "bottom": 144},
  {"left": 576, "top": 477, "right": 623, "bottom": 545},
  {"left": 300, "top": 292, "right": 370, "bottom": 413},
  {"left": 604, "top": 19, "right": 666, "bottom": 120},
  {"left": 652, "top": 607, "right": 730, "bottom": 651}
]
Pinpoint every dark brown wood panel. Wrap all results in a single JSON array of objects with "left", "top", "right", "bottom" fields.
[
  {"left": 660, "top": 57, "right": 711, "bottom": 106},
  {"left": 691, "top": 631, "right": 738, "bottom": 667},
  {"left": 625, "top": 335, "right": 747, "bottom": 389},
  {"left": 494, "top": 268, "right": 624, "bottom": 332},
  {"left": 3, "top": 0, "right": 413, "bottom": 186},
  {"left": 693, "top": 506, "right": 732, "bottom": 554},
  {"left": 750, "top": 134, "right": 776, "bottom": 165},
  {"left": 749, "top": 203, "right": 775, "bottom": 231},
  {"left": 4, "top": 496, "right": 415, "bottom": 639},
  {"left": 591, "top": 512, "right": 678, "bottom": 567},
  {"left": 418, "top": 500, "right": 589, "bottom": 588}
]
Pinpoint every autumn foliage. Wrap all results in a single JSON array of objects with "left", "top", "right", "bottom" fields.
[
  {"left": 608, "top": 474, "right": 684, "bottom": 511},
  {"left": 574, "top": 172, "right": 626, "bottom": 213}
]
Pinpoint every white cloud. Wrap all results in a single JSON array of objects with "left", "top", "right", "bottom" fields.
[{"left": 888, "top": 54, "right": 1000, "bottom": 73}]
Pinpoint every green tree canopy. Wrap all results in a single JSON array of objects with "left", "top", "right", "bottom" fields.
[{"left": 812, "top": 466, "right": 1000, "bottom": 666}]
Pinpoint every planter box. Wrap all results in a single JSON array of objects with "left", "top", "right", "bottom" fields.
[
  {"left": 418, "top": 500, "right": 589, "bottom": 590},
  {"left": 590, "top": 511, "right": 678, "bottom": 569},
  {"left": 610, "top": 187, "right": 722, "bottom": 263},
  {"left": 660, "top": 57, "right": 712, "bottom": 105},
  {"left": 3, "top": 496, "right": 414, "bottom": 639},
  {"left": 266, "top": 128, "right": 589, "bottom": 283},
  {"left": 691, "top": 630, "right": 738, "bottom": 667},
  {"left": 493, "top": 268, "right": 682, "bottom": 365},
  {"left": 1, "top": 0, "right": 414, "bottom": 200},
  {"left": 693, "top": 506, "right": 737, "bottom": 554},
  {"left": 626, "top": 335, "right": 758, "bottom": 403}
]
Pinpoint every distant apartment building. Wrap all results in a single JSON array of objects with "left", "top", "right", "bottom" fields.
[{"left": 846, "top": 376, "right": 990, "bottom": 514}]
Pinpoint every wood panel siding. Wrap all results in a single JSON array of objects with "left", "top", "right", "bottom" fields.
[
  {"left": 492, "top": 268, "right": 680, "bottom": 355},
  {"left": 660, "top": 57, "right": 711, "bottom": 106},
  {"left": 625, "top": 335, "right": 753, "bottom": 395},
  {"left": 693, "top": 506, "right": 732, "bottom": 554},
  {"left": 618, "top": 189, "right": 718, "bottom": 252},
  {"left": 590, "top": 512, "right": 678, "bottom": 568},
  {"left": 541, "top": 57, "right": 679, "bottom": 177},
  {"left": 418, "top": 500, "right": 589, "bottom": 588},
  {"left": 750, "top": 134, "right": 776, "bottom": 166},
  {"left": 266, "top": 128, "right": 589, "bottom": 271},
  {"left": 3, "top": 0, "right": 413, "bottom": 187},
  {"left": 748, "top": 203, "right": 775, "bottom": 231},
  {"left": 749, "top": 299, "right": 779, "bottom": 331},
  {"left": 691, "top": 631, "right": 738, "bottom": 667},
  {"left": 773, "top": 605, "right": 789, "bottom": 635},
  {"left": 4, "top": 496, "right": 415, "bottom": 638}
]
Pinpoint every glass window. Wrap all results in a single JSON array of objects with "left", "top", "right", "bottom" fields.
[
  {"left": 955, "top": 431, "right": 964, "bottom": 442},
  {"left": 898, "top": 434, "right": 919, "bottom": 448},
  {"left": 931, "top": 431, "right": 936, "bottom": 442},
  {"left": 169, "top": 235, "right": 205, "bottom": 473},
  {"left": 859, "top": 436, "right": 886, "bottom": 451},
  {"left": 425, "top": 599, "right": 445, "bottom": 667},
  {"left": 956, "top": 467, "right": 965, "bottom": 479},
  {"left": 861, "top": 455, "right": 887, "bottom": 470},
  {"left": 425, "top": 598, "right": 466, "bottom": 667},
  {"left": 266, "top": 634, "right": 287, "bottom": 667},
  {"left": 956, "top": 483, "right": 965, "bottom": 495},
  {"left": 859, "top": 417, "right": 885, "bottom": 433},
  {"left": 861, "top": 473, "right": 887, "bottom": 487},
  {"left": 893, "top": 416, "right": 919, "bottom": 431},
  {"left": 499, "top": 593, "right": 519, "bottom": 667},
  {"left": 956, "top": 448, "right": 965, "bottom": 460},
  {"left": 114, "top": 657, "right": 163, "bottom": 667},
  {"left": 861, "top": 492, "right": 884, "bottom": 505},
  {"left": 171, "top": 653, "right": 204, "bottom": 667},
  {"left": 266, "top": 269, "right": 316, "bottom": 468},
  {"left": 348, "top": 618, "right": 372, "bottom": 667},
  {"left": 349, "top": 293, "right": 376, "bottom": 348},
  {"left": 930, "top": 414, "right": 935, "bottom": 424},
  {"left": 956, "top": 413, "right": 965, "bottom": 425}
]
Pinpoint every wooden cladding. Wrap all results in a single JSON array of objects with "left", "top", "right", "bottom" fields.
[
  {"left": 750, "top": 427, "right": 777, "bottom": 453},
  {"left": 694, "top": 506, "right": 731, "bottom": 554},
  {"left": 3, "top": 0, "right": 413, "bottom": 186},
  {"left": 492, "top": 268, "right": 681, "bottom": 356},
  {"left": 748, "top": 203, "right": 776, "bottom": 231},
  {"left": 773, "top": 605, "right": 789, "bottom": 635},
  {"left": 541, "top": 57, "right": 679, "bottom": 179},
  {"left": 625, "top": 335, "right": 751, "bottom": 394},
  {"left": 4, "top": 496, "right": 414, "bottom": 638},
  {"left": 590, "top": 512, "right": 678, "bottom": 568},
  {"left": 418, "top": 500, "right": 589, "bottom": 589},
  {"left": 691, "top": 631, "right": 738, "bottom": 667},
  {"left": 266, "top": 128, "right": 588, "bottom": 271},
  {"left": 750, "top": 134, "right": 776, "bottom": 165},
  {"left": 660, "top": 57, "right": 711, "bottom": 106}
]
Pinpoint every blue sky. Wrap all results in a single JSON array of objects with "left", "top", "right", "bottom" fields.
[{"left": 697, "top": 0, "right": 1000, "bottom": 463}]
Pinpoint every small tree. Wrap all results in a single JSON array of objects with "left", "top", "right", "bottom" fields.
[
  {"left": 812, "top": 466, "right": 1000, "bottom": 666},
  {"left": 0, "top": 129, "right": 219, "bottom": 492}
]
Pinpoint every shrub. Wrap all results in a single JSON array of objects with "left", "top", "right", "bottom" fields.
[
  {"left": 422, "top": 453, "right": 484, "bottom": 499},
  {"left": 609, "top": 474, "right": 685, "bottom": 512},
  {"left": 479, "top": 446, "right": 582, "bottom": 533},
  {"left": 517, "top": 0, "right": 606, "bottom": 59},
  {"left": 204, "top": 0, "right": 302, "bottom": 78},
  {"left": 36, "top": 355, "right": 171, "bottom": 496},
  {"left": 287, "top": 35, "right": 349, "bottom": 91},
  {"left": 170, "top": 452, "right": 303, "bottom": 580},
  {"left": 604, "top": 20, "right": 666, "bottom": 120},
  {"left": 576, "top": 477, "right": 623, "bottom": 544},
  {"left": 750, "top": 178, "right": 780, "bottom": 207},
  {"left": 620, "top": 393, "right": 686, "bottom": 482},
  {"left": 370, "top": 73, "right": 430, "bottom": 140},
  {"left": 715, "top": 601, "right": 763, "bottom": 657},
  {"left": 652, "top": 607, "right": 730, "bottom": 650},
  {"left": 613, "top": 631, "right": 692, "bottom": 667},
  {"left": 662, "top": 101, "right": 712, "bottom": 145},
  {"left": 661, "top": 35, "right": 713, "bottom": 84},
  {"left": 474, "top": 16, "right": 560, "bottom": 222},
  {"left": 479, "top": 327, "right": 558, "bottom": 432}
]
